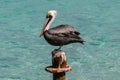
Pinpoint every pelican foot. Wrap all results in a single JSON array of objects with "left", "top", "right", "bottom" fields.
[
  {"left": 54, "top": 46, "right": 62, "bottom": 51},
  {"left": 54, "top": 48, "right": 61, "bottom": 51}
]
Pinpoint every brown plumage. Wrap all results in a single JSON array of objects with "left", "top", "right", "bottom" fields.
[{"left": 40, "top": 10, "right": 85, "bottom": 50}]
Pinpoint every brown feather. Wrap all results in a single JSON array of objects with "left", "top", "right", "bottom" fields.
[{"left": 48, "top": 25, "right": 78, "bottom": 34}]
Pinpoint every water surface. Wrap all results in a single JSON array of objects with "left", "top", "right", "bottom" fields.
[{"left": 0, "top": 0, "right": 120, "bottom": 80}]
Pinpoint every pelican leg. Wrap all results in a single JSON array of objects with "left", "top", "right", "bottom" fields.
[
  {"left": 58, "top": 46, "right": 62, "bottom": 50},
  {"left": 54, "top": 46, "right": 62, "bottom": 51}
]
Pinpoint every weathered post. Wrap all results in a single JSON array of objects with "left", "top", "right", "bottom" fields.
[{"left": 45, "top": 49, "right": 72, "bottom": 80}]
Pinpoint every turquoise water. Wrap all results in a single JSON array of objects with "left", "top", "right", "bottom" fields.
[{"left": 0, "top": 0, "right": 120, "bottom": 80}]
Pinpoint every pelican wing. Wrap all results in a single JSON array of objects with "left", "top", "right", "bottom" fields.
[
  {"left": 58, "top": 32, "right": 80, "bottom": 39},
  {"left": 48, "top": 25, "right": 80, "bottom": 35}
]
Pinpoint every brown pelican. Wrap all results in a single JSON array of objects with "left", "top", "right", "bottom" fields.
[{"left": 40, "top": 10, "right": 84, "bottom": 50}]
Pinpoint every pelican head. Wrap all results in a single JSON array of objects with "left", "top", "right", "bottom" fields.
[{"left": 40, "top": 10, "right": 57, "bottom": 37}]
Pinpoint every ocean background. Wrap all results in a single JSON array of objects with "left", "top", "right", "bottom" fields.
[{"left": 0, "top": 0, "right": 120, "bottom": 80}]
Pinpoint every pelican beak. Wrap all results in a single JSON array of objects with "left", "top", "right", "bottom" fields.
[
  {"left": 40, "top": 10, "right": 57, "bottom": 37},
  {"left": 40, "top": 17, "right": 49, "bottom": 37}
]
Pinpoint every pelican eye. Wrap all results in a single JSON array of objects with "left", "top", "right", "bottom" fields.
[{"left": 46, "top": 15, "right": 52, "bottom": 18}]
